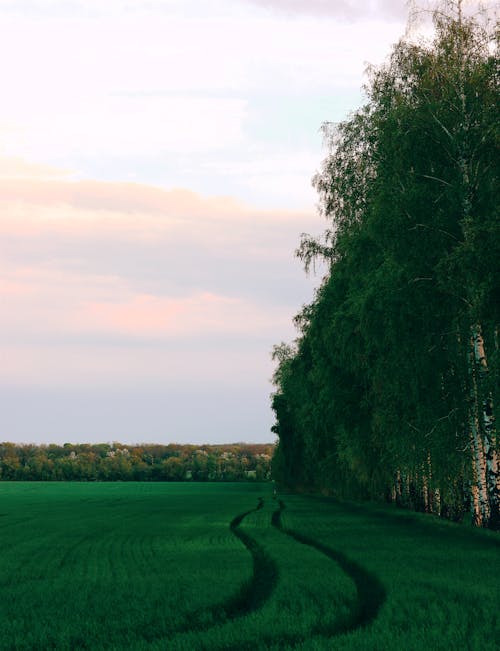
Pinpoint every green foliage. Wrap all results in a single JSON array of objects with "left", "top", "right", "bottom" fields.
[
  {"left": 271, "top": 4, "right": 499, "bottom": 525},
  {"left": 0, "top": 442, "right": 274, "bottom": 482}
]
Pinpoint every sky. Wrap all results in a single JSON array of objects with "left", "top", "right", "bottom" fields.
[{"left": 0, "top": 0, "right": 409, "bottom": 445}]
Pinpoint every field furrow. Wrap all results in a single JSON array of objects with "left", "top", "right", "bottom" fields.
[
  {"left": 0, "top": 482, "right": 259, "bottom": 650},
  {"left": 0, "top": 483, "right": 497, "bottom": 650},
  {"left": 273, "top": 499, "right": 386, "bottom": 634},
  {"left": 164, "top": 498, "right": 357, "bottom": 651}
]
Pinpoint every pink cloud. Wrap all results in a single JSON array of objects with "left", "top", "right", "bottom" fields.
[
  {"left": 0, "top": 156, "right": 72, "bottom": 180},
  {"left": 0, "top": 171, "right": 316, "bottom": 253},
  {"left": 0, "top": 163, "right": 321, "bottom": 392},
  {"left": 73, "top": 291, "right": 290, "bottom": 338},
  {"left": 1, "top": 261, "right": 290, "bottom": 342},
  {"left": 0, "top": 278, "right": 36, "bottom": 296},
  {"left": 0, "top": 165, "right": 314, "bottom": 447},
  {"left": 0, "top": 177, "right": 244, "bottom": 218}
]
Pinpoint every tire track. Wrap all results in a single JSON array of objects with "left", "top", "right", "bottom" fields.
[
  {"left": 227, "top": 497, "right": 278, "bottom": 615},
  {"left": 172, "top": 497, "right": 278, "bottom": 635},
  {"left": 272, "top": 499, "right": 386, "bottom": 635}
]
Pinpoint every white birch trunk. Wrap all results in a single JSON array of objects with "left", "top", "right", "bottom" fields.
[
  {"left": 468, "top": 334, "right": 489, "bottom": 525},
  {"left": 472, "top": 324, "right": 499, "bottom": 526},
  {"left": 455, "top": 5, "right": 486, "bottom": 526}
]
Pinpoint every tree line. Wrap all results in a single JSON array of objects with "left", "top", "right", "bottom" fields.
[
  {"left": 0, "top": 442, "right": 273, "bottom": 482},
  {"left": 271, "top": 3, "right": 499, "bottom": 528}
]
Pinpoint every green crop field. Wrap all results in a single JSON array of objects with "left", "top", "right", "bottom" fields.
[{"left": 0, "top": 483, "right": 497, "bottom": 650}]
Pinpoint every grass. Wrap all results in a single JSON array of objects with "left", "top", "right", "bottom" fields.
[
  {"left": 0, "top": 482, "right": 497, "bottom": 650},
  {"left": 0, "top": 482, "right": 258, "bottom": 650},
  {"left": 279, "top": 494, "right": 500, "bottom": 651},
  {"left": 164, "top": 499, "right": 357, "bottom": 651}
]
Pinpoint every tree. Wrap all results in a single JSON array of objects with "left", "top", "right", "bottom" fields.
[{"left": 271, "top": 1, "right": 499, "bottom": 527}]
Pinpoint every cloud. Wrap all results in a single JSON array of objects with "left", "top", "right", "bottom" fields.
[
  {"left": 0, "top": 161, "right": 322, "bottom": 392},
  {"left": 0, "top": 156, "right": 73, "bottom": 180},
  {"left": 78, "top": 292, "right": 290, "bottom": 338},
  {"left": 0, "top": 177, "right": 244, "bottom": 218},
  {"left": 0, "top": 2, "right": 403, "bottom": 169},
  {"left": 244, "top": 0, "right": 408, "bottom": 21},
  {"left": 0, "top": 0, "right": 407, "bottom": 19},
  {"left": 245, "top": 0, "right": 499, "bottom": 23}
]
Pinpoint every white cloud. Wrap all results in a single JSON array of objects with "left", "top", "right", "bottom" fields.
[
  {"left": 0, "top": 3, "right": 403, "bottom": 169},
  {"left": 2, "top": 95, "right": 248, "bottom": 160},
  {"left": 244, "top": 0, "right": 408, "bottom": 20},
  {"left": 242, "top": 0, "right": 498, "bottom": 21}
]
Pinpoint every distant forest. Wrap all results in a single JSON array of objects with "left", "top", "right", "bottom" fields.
[
  {"left": 0, "top": 442, "right": 273, "bottom": 482},
  {"left": 271, "top": 6, "right": 499, "bottom": 528}
]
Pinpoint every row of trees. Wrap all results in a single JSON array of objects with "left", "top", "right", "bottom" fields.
[
  {"left": 271, "top": 3, "right": 499, "bottom": 528},
  {"left": 0, "top": 442, "right": 273, "bottom": 482}
]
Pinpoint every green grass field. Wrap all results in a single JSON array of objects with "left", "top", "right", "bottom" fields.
[{"left": 0, "top": 482, "right": 497, "bottom": 650}]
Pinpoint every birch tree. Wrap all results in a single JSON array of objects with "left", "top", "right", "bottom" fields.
[{"left": 271, "top": 1, "right": 499, "bottom": 527}]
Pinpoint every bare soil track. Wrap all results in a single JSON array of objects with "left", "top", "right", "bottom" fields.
[
  {"left": 171, "top": 496, "right": 385, "bottom": 650},
  {"left": 216, "top": 498, "right": 385, "bottom": 650},
  {"left": 272, "top": 499, "right": 386, "bottom": 635},
  {"left": 227, "top": 497, "right": 279, "bottom": 616},
  {"left": 176, "top": 497, "right": 278, "bottom": 635}
]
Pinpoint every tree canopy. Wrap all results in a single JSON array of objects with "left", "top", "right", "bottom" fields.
[
  {"left": 0, "top": 442, "right": 273, "bottom": 482},
  {"left": 271, "top": 1, "right": 499, "bottom": 528}
]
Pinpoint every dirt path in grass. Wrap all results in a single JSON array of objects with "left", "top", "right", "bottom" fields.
[
  {"left": 214, "top": 498, "right": 386, "bottom": 651},
  {"left": 227, "top": 497, "right": 279, "bottom": 615},
  {"left": 173, "top": 497, "right": 278, "bottom": 635},
  {"left": 272, "top": 499, "right": 386, "bottom": 635},
  {"left": 172, "top": 496, "right": 385, "bottom": 649}
]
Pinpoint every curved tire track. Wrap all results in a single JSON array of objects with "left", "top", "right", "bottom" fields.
[
  {"left": 227, "top": 497, "right": 278, "bottom": 615},
  {"left": 272, "top": 499, "right": 386, "bottom": 635},
  {"left": 173, "top": 497, "right": 278, "bottom": 635}
]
